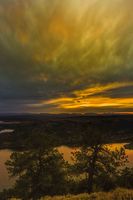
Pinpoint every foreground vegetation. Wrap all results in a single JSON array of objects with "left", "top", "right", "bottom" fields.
[
  {"left": 1, "top": 133, "right": 133, "bottom": 200},
  {"left": 1, "top": 122, "right": 133, "bottom": 199},
  {"left": 9, "top": 189, "right": 133, "bottom": 200},
  {"left": 42, "top": 189, "right": 133, "bottom": 200}
]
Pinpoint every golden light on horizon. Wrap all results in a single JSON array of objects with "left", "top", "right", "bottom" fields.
[
  {"left": 30, "top": 82, "right": 133, "bottom": 112},
  {"left": 59, "top": 97, "right": 133, "bottom": 109}
]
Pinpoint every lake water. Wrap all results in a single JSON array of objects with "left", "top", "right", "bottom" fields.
[
  {"left": 0, "top": 143, "right": 133, "bottom": 191},
  {"left": 0, "top": 150, "right": 15, "bottom": 191},
  {"left": 58, "top": 144, "right": 133, "bottom": 166},
  {"left": 0, "top": 129, "right": 14, "bottom": 134}
]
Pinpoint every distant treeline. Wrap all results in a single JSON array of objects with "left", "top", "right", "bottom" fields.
[{"left": 0, "top": 115, "right": 133, "bottom": 150}]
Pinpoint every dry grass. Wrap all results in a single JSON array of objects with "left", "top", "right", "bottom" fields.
[
  {"left": 41, "top": 189, "right": 133, "bottom": 200},
  {"left": 9, "top": 188, "right": 133, "bottom": 200}
]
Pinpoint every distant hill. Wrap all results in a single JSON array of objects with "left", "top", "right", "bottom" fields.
[{"left": 0, "top": 112, "right": 133, "bottom": 121}]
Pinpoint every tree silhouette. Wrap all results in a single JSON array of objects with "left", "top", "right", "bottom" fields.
[
  {"left": 71, "top": 130, "right": 128, "bottom": 193},
  {"left": 6, "top": 134, "right": 68, "bottom": 200}
]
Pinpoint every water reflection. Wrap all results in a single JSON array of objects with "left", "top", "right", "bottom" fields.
[
  {"left": 0, "top": 143, "right": 133, "bottom": 190},
  {"left": 0, "top": 121, "right": 20, "bottom": 125},
  {"left": 108, "top": 143, "right": 133, "bottom": 167},
  {"left": 0, "top": 150, "right": 14, "bottom": 191},
  {"left": 0, "top": 129, "right": 14, "bottom": 134},
  {"left": 58, "top": 144, "right": 133, "bottom": 166}
]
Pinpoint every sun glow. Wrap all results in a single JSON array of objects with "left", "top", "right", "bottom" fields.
[{"left": 31, "top": 82, "right": 133, "bottom": 112}]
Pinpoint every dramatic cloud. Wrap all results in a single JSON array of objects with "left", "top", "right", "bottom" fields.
[{"left": 0, "top": 0, "right": 133, "bottom": 113}]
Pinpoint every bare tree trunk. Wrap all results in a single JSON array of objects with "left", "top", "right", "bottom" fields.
[
  {"left": 88, "top": 170, "right": 94, "bottom": 193},
  {"left": 88, "top": 145, "right": 99, "bottom": 193}
]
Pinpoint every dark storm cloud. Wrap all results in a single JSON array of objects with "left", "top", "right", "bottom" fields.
[{"left": 0, "top": 0, "right": 133, "bottom": 113}]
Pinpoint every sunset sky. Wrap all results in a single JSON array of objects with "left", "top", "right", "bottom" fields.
[{"left": 0, "top": 0, "right": 133, "bottom": 114}]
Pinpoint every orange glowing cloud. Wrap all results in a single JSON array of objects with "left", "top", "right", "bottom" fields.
[
  {"left": 30, "top": 82, "right": 133, "bottom": 112},
  {"left": 73, "top": 82, "right": 132, "bottom": 97},
  {"left": 59, "top": 97, "right": 133, "bottom": 109}
]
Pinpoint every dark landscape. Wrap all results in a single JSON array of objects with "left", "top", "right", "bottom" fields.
[
  {"left": 0, "top": 114, "right": 133, "bottom": 199},
  {"left": 0, "top": 114, "right": 133, "bottom": 149}
]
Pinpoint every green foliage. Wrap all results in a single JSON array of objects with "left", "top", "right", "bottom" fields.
[
  {"left": 5, "top": 136, "right": 68, "bottom": 200},
  {"left": 117, "top": 167, "right": 133, "bottom": 189},
  {"left": 0, "top": 188, "right": 15, "bottom": 200},
  {"left": 71, "top": 144, "right": 128, "bottom": 193}
]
